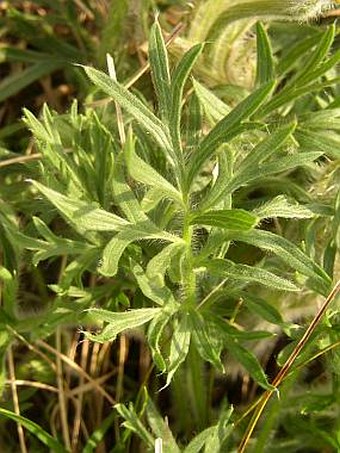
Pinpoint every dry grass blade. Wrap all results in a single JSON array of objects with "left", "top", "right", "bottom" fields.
[
  {"left": 7, "top": 347, "right": 28, "bottom": 453},
  {"left": 238, "top": 279, "right": 340, "bottom": 453},
  {"left": 55, "top": 326, "right": 71, "bottom": 451},
  {"left": 37, "top": 340, "right": 116, "bottom": 406}
]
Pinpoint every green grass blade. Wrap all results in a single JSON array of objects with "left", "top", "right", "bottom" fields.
[
  {"left": 0, "top": 46, "right": 53, "bottom": 63},
  {"left": 83, "top": 412, "right": 116, "bottom": 453},
  {"left": 149, "top": 19, "right": 171, "bottom": 121},
  {"left": 0, "top": 60, "right": 64, "bottom": 103},
  {"left": 256, "top": 22, "right": 274, "bottom": 85},
  {"left": 0, "top": 408, "right": 67, "bottom": 453}
]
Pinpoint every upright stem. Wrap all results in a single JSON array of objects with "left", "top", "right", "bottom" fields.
[{"left": 177, "top": 208, "right": 209, "bottom": 430}]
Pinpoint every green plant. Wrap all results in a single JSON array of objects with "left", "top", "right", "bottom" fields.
[{"left": 0, "top": 6, "right": 339, "bottom": 453}]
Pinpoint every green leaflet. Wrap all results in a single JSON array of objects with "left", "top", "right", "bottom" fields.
[
  {"left": 112, "top": 152, "right": 149, "bottom": 223},
  {"left": 206, "top": 259, "right": 299, "bottom": 292},
  {"left": 146, "top": 396, "right": 181, "bottom": 453},
  {"left": 166, "top": 313, "right": 191, "bottom": 386},
  {"left": 31, "top": 180, "right": 128, "bottom": 234},
  {"left": 295, "top": 128, "right": 340, "bottom": 159},
  {"left": 149, "top": 19, "right": 171, "bottom": 121},
  {"left": 0, "top": 266, "right": 18, "bottom": 319},
  {"left": 170, "top": 44, "right": 204, "bottom": 155},
  {"left": 243, "top": 293, "right": 284, "bottom": 325},
  {"left": 290, "top": 24, "right": 335, "bottom": 88},
  {"left": 254, "top": 195, "right": 315, "bottom": 219},
  {"left": 190, "top": 311, "right": 224, "bottom": 372},
  {"left": 125, "top": 132, "right": 184, "bottom": 207},
  {"left": 230, "top": 151, "right": 323, "bottom": 192},
  {"left": 23, "top": 108, "right": 86, "bottom": 196},
  {"left": 132, "top": 261, "right": 178, "bottom": 307},
  {"left": 0, "top": 408, "right": 67, "bottom": 453},
  {"left": 236, "top": 122, "right": 296, "bottom": 176},
  {"left": 115, "top": 403, "right": 155, "bottom": 447},
  {"left": 193, "top": 78, "right": 231, "bottom": 123},
  {"left": 187, "top": 81, "right": 274, "bottom": 188},
  {"left": 229, "top": 229, "right": 332, "bottom": 295},
  {"left": 225, "top": 338, "right": 272, "bottom": 390},
  {"left": 292, "top": 50, "right": 340, "bottom": 88},
  {"left": 203, "top": 406, "right": 234, "bottom": 453},
  {"left": 277, "top": 33, "right": 321, "bottom": 76},
  {"left": 148, "top": 303, "right": 178, "bottom": 371},
  {"left": 256, "top": 78, "right": 340, "bottom": 119},
  {"left": 256, "top": 22, "right": 274, "bottom": 85},
  {"left": 82, "top": 66, "right": 174, "bottom": 163},
  {"left": 100, "top": 224, "right": 178, "bottom": 277},
  {"left": 190, "top": 209, "right": 258, "bottom": 231},
  {"left": 146, "top": 242, "right": 186, "bottom": 283},
  {"left": 85, "top": 307, "right": 161, "bottom": 343},
  {"left": 183, "top": 405, "right": 233, "bottom": 453}
]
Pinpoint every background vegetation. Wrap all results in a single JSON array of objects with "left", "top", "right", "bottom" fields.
[{"left": 0, "top": 1, "right": 339, "bottom": 452}]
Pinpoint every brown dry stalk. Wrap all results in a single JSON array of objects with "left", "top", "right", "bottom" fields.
[
  {"left": 238, "top": 279, "right": 340, "bottom": 453},
  {"left": 7, "top": 347, "right": 28, "bottom": 453},
  {"left": 37, "top": 339, "right": 116, "bottom": 405}
]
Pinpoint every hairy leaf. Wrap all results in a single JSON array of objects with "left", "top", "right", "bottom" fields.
[{"left": 85, "top": 308, "right": 161, "bottom": 342}]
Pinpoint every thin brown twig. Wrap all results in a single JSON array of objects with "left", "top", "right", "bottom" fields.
[
  {"left": 72, "top": 339, "right": 89, "bottom": 451},
  {"left": 7, "top": 347, "right": 28, "bottom": 453},
  {"left": 0, "top": 148, "right": 73, "bottom": 169},
  {"left": 37, "top": 339, "right": 116, "bottom": 405},
  {"left": 5, "top": 379, "right": 58, "bottom": 393},
  {"left": 56, "top": 326, "right": 71, "bottom": 451},
  {"left": 237, "top": 279, "right": 340, "bottom": 453},
  {"left": 7, "top": 326, "right": 56, "bottom": 371}
]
